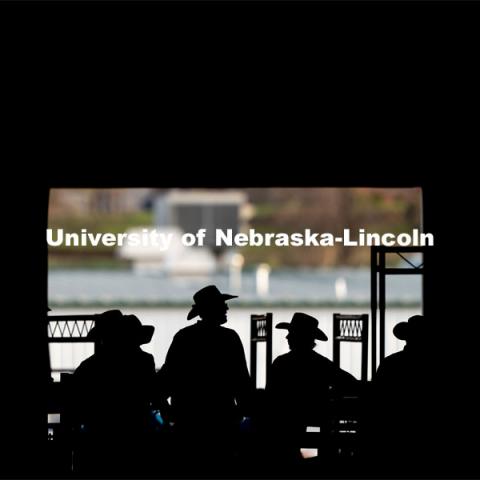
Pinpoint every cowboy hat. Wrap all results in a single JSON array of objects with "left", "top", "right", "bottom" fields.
[
  {"left": 122, "top": 314, "right": 155, "bottom": 345},
  {"left": 276, "top": 312, "right": 328, "bottom": 341},
  {"left": 87, "top": 310, "right": 154, "bottom": 345},
  {"left": 393, "top": 315, "right": 425, "bottom": 341},
  {"left": 187, "top": 285, "right": 238, "bottom": 320}
]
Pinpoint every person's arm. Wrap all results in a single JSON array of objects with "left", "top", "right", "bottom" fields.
[
  {"left": 143, "top": 352, "right": 156, "bottom": 399},
  {"left": 153, "top": 365, "right": 174, "bottom": 423},
  {"left": 152, "top": 334, "right": 180, "bottom": 421},
  {"left": 264, "top": 358, "right": 286, "bottom": 431},
  {"left": 70, "top": 363, "right": 88, "bottom": 433},
  {"left": 330, "top": 362, "right": 359, "bottom": 393},
  {"left": 158, "top": 332, "right": 181, "bottom": 393},
  {"left": 232, "top": 332, "right": 254, "bottom": 416},
  {"left": 147, "top": 353, "right": 156, "bottom": 375},
  {"left": 265, "top": 357, "right": 280, "bottom": 396}
]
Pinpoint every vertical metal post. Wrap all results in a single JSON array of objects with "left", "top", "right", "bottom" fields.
[
  {"left": 379, "top": 250, "right": 386, "bottom": 362},
  {"left": 361, "top": 314, "right": 369, "bottom": 382},
  {"left": 250, "top": 314, "right": 273, "bottom": 389},
  {"left": 250, "top": 316, "right": 258, "bottom": 388},
  {"left": 371, "top": 248, "right": 377, "bottom": 376},
  {"left": 265, "top": 313, "right": 273, "bottom": 385},
  {"left": 422, "top": 249, "right": 426, "bottom": 316},
  {"left": 333, "top": 313, "right": 340, "bottom": 368}
]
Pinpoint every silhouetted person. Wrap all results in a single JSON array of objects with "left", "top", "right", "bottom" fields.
[
  {"left": 266, "top": 313, "right": 357, "bottom": 465},
  {"left": 71, "top": 310, "right": 156, "bottom": 474},
  {"left": 156, "top": 285, "right": 252, "bottom": 470},
  {"left": 375, "top": 314, "right": 428, "bottom": 387},
  {"left": 370, "top": 314, "right": 433, "bottom": 473}
]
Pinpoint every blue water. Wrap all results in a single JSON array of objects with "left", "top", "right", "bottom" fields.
[{"left": 48, "top": 268, "right": 422, "bottom": 307}]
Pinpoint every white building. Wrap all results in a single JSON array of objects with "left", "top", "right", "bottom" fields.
[{"left": 118, "top": 189, "right": 251, "bottom": 275}]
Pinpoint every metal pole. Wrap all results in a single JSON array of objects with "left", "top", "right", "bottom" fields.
[
  {"left": 266, "top": 313, "right": 272, "bottom": 384},
  {"left": 422, "top": 249, "right": 426, "bottom": 316},
  {"left": 379, "top": 250, "right": 386, "bottom": 362},
  {"left": 361, "top": 314, "right": 369, "bottom": 382},
  {"left": 250, "top": 317, "right": 257, "bottom": 388},
  {"left": 371, "top": 247, "right": 377, "bottom": 376},
  {"left": 333, "top": 313, "right": 340, "bottom": 368}
]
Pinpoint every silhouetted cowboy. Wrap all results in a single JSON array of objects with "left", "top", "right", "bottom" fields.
[
  {"left": 375, "top": 314, "right": 428, "bottom": 387},
  {"left": 266, "top": 313, "right": 357, "bottom": 463},
  {"left": 71, "top": 310, "right": 156, "bottom": 473},
  {"left": 156, "top": 285, "right": 252, "bottom": 467},
  {"left": 371, "top": 315, "right": 433, "bottom": 473}
]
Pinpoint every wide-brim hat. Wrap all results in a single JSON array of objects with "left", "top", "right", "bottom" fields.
[
  {"left": 187, "top": 285, "right": 238, "bottom": 320},
  {"left": 87, "top": 310, "right": 154, "bottom": 345},
  {"left": 122, "top": 314, "right": 155, "bottom": 345},
  {"left": 276, "top": 312, "right": 328, "bottom": 341},
  {"left": 393, "top": 314, "right": 425, "bottom": 341}
]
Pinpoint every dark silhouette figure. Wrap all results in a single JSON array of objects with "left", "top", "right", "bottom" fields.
[
  {"left": 71, "top": 310, "right": 156, "bottom": 474},
  {"left": 266, "top": 313, "right": 357, "bottom": 465},
  {"left": 156, "top": 285, "right": 253, "bottom": 470},
  {"left": 375, "top": 314, "right": 428, "bottom": 387},
  {"left": 370, "top": 314, "right": 433, "bottom": 474}
]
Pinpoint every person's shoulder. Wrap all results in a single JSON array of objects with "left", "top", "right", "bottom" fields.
[
  {"left": 311, "top": 350, "right": 333, "bottom": 364},
  {"left": 174, "top": 323, "right": 197, "bottom": 338},
  {"left": 138, "top": 349, "right": 155, "bottom": 363},
  {"left": 272, "top": 351, "right": 292, "bottom": 365},
  {"left": 80, "top": 354, "right": 97, "bottom": 367},
  {"left": 310, "top": 351, "right": 340, "bottom": 371},
  {"left": 375, "top": 350, "right": 405, "bottom": 376},
  {"left": 219, "top": 325, "right": 240, "bottom": 336},
  {"left": 382, "top": 350, "right": 405, "bottom": 364},
  {"left": 74, "top": 354, "right": 97, "bottom": 375},
  {"left": 219, "top": 326, "right": 243, "bottom": 342}
]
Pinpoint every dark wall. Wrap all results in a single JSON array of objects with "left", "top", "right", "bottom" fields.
[
  {"left": 2, "top": 163, "right": 474, "bottom": 477},
  {"left": 4, "top": 185, "right": 49, "bottom": 475}
]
